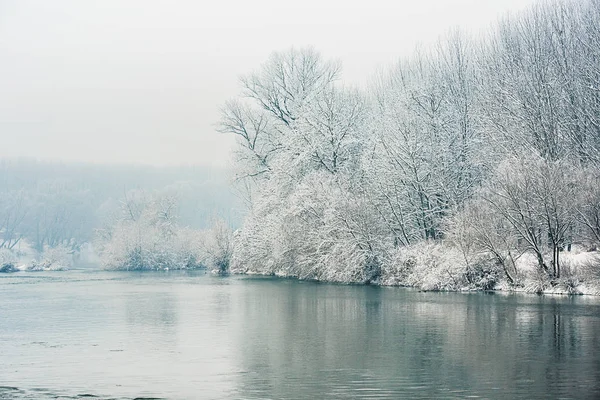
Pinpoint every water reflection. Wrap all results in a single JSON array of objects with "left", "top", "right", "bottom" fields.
[
  {"left": 233, "top": 282, "right": 600, "bottom": 399},
  {"left": 0, "top": 271, "right": 598, "bottom": 399}
]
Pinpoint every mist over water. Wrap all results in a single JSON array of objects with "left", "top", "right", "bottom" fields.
[{"left": 1, "top": 271, "right": 599, "bottom": 399}]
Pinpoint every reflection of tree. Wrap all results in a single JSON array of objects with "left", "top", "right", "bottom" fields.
[{"left": 232, "top": 281, "right": 600, "bottom": 399}]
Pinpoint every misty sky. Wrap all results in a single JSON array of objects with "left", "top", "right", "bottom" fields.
[{"left": 0, "top": 0, "right": 538, "bottom": 167}]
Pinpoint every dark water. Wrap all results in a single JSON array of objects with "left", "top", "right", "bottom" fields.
[{"left": 0, "top": 271, "right": 599, "bottom": 399}]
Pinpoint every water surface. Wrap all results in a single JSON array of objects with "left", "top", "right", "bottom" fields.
[{"left": 1, "top": 270, "right": 599, "bottom": 399}]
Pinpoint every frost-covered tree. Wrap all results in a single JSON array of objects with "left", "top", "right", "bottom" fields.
[
  {"left": 475, "top": 155, "right": 579, "bottom": 279},
  {"left": 575, "top": 168, "right": 600, "bottom": 247},
  {"left": 222, "top": 48, "right": 378, "bottom": 282},
  {"left": 447, "top": 198, "right": 522, "bottom": 285},
  {"left": 221, "top": 0, "right": 600, "bottom": 292},
  {"left": 366, "top": 32, "right": 484, "bottom": 244},
  {"left": 27, "top": 180, "right": 96, "bottom": 253},
  {"left": 479, "top": 0, "right": 600, "bottom": 164},
  {"left": 0, "top": 189, "right": 29, "bottom": 250},
  {"left": 219, "top": 47, "right": 341, "bottom": 182}
]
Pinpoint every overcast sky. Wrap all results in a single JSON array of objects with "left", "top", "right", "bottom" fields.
[{"left": 0, "top": 0, "right": 539, "bottom": 167}]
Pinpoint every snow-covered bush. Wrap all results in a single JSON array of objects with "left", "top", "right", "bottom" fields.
[
  {"left": 445, "top": 199, "right": 522, "bottom": 286},
  {"left": 231, "top": 171, "right": 388, "bottom": 283},
  {"left": 555, "top": 251, "right": 600, "bottom": 295},
  {"left": 464, "top": 258, "right": 501, "bottom": 291},
  {"left": 523, "top": 266, "right": 551, "bottom": 294},
  {"left": 24, "top": 245, "right": 73, "bottom": 271},
  {"left": 0, "top": 248, "right": 18, "bottom": 272},
  {"left": 99, "top": 221, "right": 204, "bottom": 271},
  {"left": 381, "top": 242, "right": 471, "bottom": 291},
  {"left": 201, "top": 219, "right": 233, "bottom": 275},
  {"left": 96, "top": 191, "right": 204, "bottom": 270},
  {"left": 558, "top": 259, "right": 581, "bottom": 294}
]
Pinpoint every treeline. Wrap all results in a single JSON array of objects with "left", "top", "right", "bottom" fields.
[
  {"left": 0, "top": 159, "right": 238, "bottom": 270},
  {"left": 220, "top": 0, "right": 600, "bottom": 293}
]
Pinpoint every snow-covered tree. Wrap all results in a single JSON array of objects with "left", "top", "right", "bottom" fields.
[
  {"left": 0, "top": 189, "right": 29, "bottom": 250},
  {"left": 221, "top": 0, "right": 600, "bottom": 293}
]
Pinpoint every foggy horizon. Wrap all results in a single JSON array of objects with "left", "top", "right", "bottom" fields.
[{"left": 0, "top": 0, "right": 538, "bottom": 167}]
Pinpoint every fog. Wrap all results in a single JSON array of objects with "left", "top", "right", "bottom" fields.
[
  {"left": 0, "top": 0, "right": 537, "bottom": 166},
  {"left": 0, "top": 0, "right": 557, "bottom": 274}
]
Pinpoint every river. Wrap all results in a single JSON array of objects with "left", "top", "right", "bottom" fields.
[{"left": 1, "top": 270, "right": 599, "bottom": 399}]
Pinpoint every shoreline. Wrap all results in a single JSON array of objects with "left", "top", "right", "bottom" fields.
[
  {"left": 230, "top": 269, "right": 600, "bottom": 297},
  {"left": 3, "top": 266, "right": 599, "bottom": 297}
]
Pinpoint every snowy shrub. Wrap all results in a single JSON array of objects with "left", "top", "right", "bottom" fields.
[
  {"left": 230, "top": 172, "right": 389, "bottom": 284},
  {"left": 382, "top": 243, "right": 470, "bottom": 291},
  {"left": 201, "top": 219, "right": 233, "bottom": 275},
  {"left": 41, "top": 245, "right": 73, "bottom": 270},
  {"left": 229, "top": 195, "right": 282, "bottom": 275},
  {"left": 0, "top": 249, "right": 18, "bottom": 272},
  {"left": 464, "top": 258, "right": 501, "bottom": 291},
  {"left": 580, "top": 255, "right": 600, "bottom": 283},
  {"left": 445, "top": 201, "right": 521, "bottom": 286},
  {"left": 26, "top": 245, "right": 73, "bottom": 271},
  {"left": 559, "top": 251, "right": 600, "bottom": 294},
  {"left": 96, "top": 191, "right": 204, "bottom": 271},
  {"left": 523, "top": 267, "right": 551, "bottom": 294},
  {"left": 99, "top": 223, "right": 203, "bottom": 271},
  {"left": 381, "top": 242, "right": 499, "bottom": 291}
]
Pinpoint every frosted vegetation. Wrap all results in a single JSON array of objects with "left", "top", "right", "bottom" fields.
[
  {"left": 0, "top": 162, "right": 236, "bottom": 273},
  {"left": 2, "top": 0, "right": 600, "bottom": 294},
  {"left": 219, "top": 0, "right": 600, "bottom": 294},
  {"left": 96, "top": 190, "right": 233, "bottom": 273}
]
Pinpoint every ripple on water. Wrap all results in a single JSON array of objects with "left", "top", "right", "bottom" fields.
[
  {"left": 0, "top": 386, "right": 168, "bottom": 400},
  {"left": 1, "top": 270, "right": 599, "bottom": 399}
]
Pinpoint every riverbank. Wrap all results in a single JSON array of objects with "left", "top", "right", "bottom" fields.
[
  {"left": 233, "top": 271, "right": 600, "bottom": 296},
  {"left": 230, "top": 243, "right": 600, "bottom": 296},
  {"left": 3, "top": 243, "right": 598, "bottom": 296}
]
